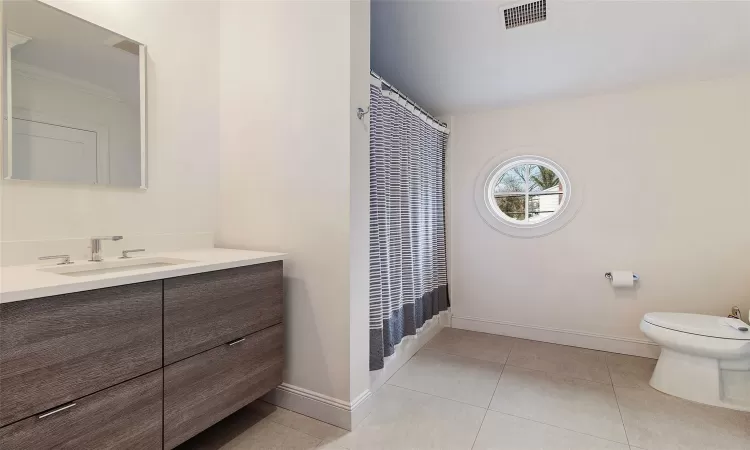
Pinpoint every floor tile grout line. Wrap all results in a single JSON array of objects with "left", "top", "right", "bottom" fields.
[
  {"left": 603, "top": 354, "right": 615, "bottom": 385},
  {"left": 502, "top": 363, "right": 614, "bottom": 386},
  {"left": 264, "top": 415, "right": 342, "bottom": 442},
  {"left": 484, "top": 409, "right": 632, "bottom": 447},
  {"left": 469, "top": 408, "right": 489, "bottom": 450},
  {"left": 425, "top": 329, "right": 519, "bottom": 363},
  {"left": 411, "top": 331, "right": 636, "bottom": 447},
  {"left": 610, "top": 380, "right": 633, "bottom": 448},
  {"left": 380, "top": 329, "right": 446, "bottom": 387},
  {"left": 472, "top": 363, "right": 507, "bottom": 449},
  {"left": 426, "top": 338, "right": 625, "bottom": 386},
  {"left": 260, "top": 417, "right": 325, "bottom": 446},
  {"left": 421, "top": 346, "right": 511, "bottom": 366},
  {"left": 385, "top": 375, "right": 501, "bottom": 410},
  {"left": 447, "top": 328, "right": 658, "bottom": 365},
  {"left": 491, "top": 344, "right": 630, "bottom": 447},
  {"left": 458, "top": 328, "right": 501, "bottom": 450},
  {"left": 256, "top": 403, "right": 348, "bottom": 441},
  {"left": 507, "top": 336, "right": 520, "bottom": 363},
  {"left": 262, "top": 401, "right": 344, "bottom": 428},
  {"left": 488, "top": 363, "right": 506, "bottom": 406},
  {"left": 400, "top": 336, "right": 628, "bottom": 445}
]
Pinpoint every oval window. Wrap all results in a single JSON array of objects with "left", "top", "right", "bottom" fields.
[{"left": 486, "top": 158, "right": 568, "bottom": 226}]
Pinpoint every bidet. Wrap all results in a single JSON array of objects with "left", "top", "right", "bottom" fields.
[
  {"left": 641, "top": 312, "right": 750, "bottom": 412},
  {"left": 723, "top": 318, "right": 749, "bottom": 332}
]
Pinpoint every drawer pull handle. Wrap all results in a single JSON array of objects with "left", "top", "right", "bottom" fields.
[
  {"left": 228, "top": 337, "right": 246, "bottom": 346},
  {"left": 38, "top": 403, "right": 76, "bottom": 419}
]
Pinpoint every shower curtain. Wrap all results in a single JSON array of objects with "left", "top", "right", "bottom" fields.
[{"left": 369, "top": 80, "right": 449, "bottom": 371}]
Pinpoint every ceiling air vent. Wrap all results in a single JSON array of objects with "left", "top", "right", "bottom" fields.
[{"left": 503, "top": 0, "right": 547, "bottom": 29}]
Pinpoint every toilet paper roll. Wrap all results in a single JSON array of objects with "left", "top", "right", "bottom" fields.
[{"left": 610, "top": 271, "right": 634, "bottom": 287}]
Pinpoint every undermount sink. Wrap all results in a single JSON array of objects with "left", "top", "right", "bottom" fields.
[{"left": 39, "top": 257, "right": 196, "bottom": 277}]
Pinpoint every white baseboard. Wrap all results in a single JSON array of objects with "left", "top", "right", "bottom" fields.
[
  {"left": 439, "top": 309, "right": 452, "bottom": 327},
  {"left": 263, "top": 384, "right": 373, "bottom": 431},
  {"left": 369, "top": 309, "right": 449, "bottom": 393},
  {"left": 264, "top": 309, "right": 450, "bottom": 431},
  {"left": 452, "top": 315, "right": 660, "bottom": 359},
  {"left": 349, "top": 389, "right": 374, "bottom": 429}
]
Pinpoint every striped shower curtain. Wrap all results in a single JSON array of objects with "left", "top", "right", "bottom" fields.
[{"left": 369, "top": 82, "right": 449, "bottom": 371}]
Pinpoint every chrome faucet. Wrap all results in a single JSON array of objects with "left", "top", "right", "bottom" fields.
[
  {"left": 39, "top": 255, "right": 73, "bottom": 265},
  {"left": 120, "top": 249, "right": 145, "bottom": 259},
  {"left": 89, "top": 236, "right": 123, "bottom": 262}
]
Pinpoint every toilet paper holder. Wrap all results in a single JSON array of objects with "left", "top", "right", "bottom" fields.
[{"left": 605, "top": 272, "right": 640, "bottom": 281}]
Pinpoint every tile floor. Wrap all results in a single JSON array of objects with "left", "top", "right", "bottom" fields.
[{"left": 179, "top": 328, "right": 750, "bottom": 450}]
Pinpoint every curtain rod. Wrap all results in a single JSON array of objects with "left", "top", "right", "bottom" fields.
[{"left": 370, "top": 71, "right": 448, "bottom": 130}]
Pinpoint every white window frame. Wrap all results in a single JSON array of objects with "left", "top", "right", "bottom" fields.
[
  {"left": 486, "top": 157, "right": 569, "bottom": 227},
  {"left": 474, "top": 151, "right": 583, "bottom": 239}
]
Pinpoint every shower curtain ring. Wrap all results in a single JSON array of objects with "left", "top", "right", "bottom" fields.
[{"left": 357, "top": 106, "right": 370, "bottom": 120}]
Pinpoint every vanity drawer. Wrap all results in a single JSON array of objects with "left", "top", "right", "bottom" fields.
[
  {"left": 164, "top": 323, "right": 284, "bottom": 449},
  {"left": 0, "top": 369, "right": 163, "bottom": 450},
  {"left": 0, "top": 281, "right": 162, "bottom": 427},
  {"left": 164, "top": 261, "right": 283, "bottom": 364}
]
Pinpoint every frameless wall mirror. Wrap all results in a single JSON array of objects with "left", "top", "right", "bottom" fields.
[{"left": 2, "top": 0, "right": 147, "bottom": 188}]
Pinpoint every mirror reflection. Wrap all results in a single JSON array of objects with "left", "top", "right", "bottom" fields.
[{"left": 3, "top": 0, "right": 146, "bottom": 187}]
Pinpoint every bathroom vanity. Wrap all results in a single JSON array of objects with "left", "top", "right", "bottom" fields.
[
  {"left": 1, "top": 4, "right": 287, "bottom": 446},
  {"left": 0, "top": 248, "right": 285, "bottom": 449}
]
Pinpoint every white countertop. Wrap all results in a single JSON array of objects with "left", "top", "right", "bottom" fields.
[{"left": 0, "top": 248, "right": 286, "bottom": 304}]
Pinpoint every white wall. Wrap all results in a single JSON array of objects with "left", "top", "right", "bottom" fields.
[
  {"left": 217, "top": 0, "right": 370, "bottom": 418},
  {"left": 1, "top": 0, "right": 372, "bottom": 423},
  {"left": 348, "top": 0, "right": 371, "bottom": 411},
  {"left": 1, "top": 0, "right": 220, "bottom": 265},
  {"left": 447, "top": 76, "right": 750, "bottom": 353}
]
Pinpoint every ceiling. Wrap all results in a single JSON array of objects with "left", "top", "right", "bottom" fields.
[{"left": 371, "top": 0, "right": 750, "bottom": 115}]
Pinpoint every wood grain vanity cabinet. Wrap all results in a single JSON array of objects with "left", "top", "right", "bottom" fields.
[
  {"left": 164, "top": 324, "right": 284, "bottom": 448},
  {"left": 0, "top": 370, "right": 163, "bottom": 450},
  {"left": 0, "top": 260, "right": 284, "bottom": 449},
  {"left": 164, "top": 261, "right": 283, "bottom": 364},
  {"left": 0, "top": 281, "right": 162, "bottom": 427}
]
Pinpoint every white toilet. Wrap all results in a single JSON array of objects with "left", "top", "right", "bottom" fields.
[{"left": 640, "top": 312, "right": 750, "bottom": 412}]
